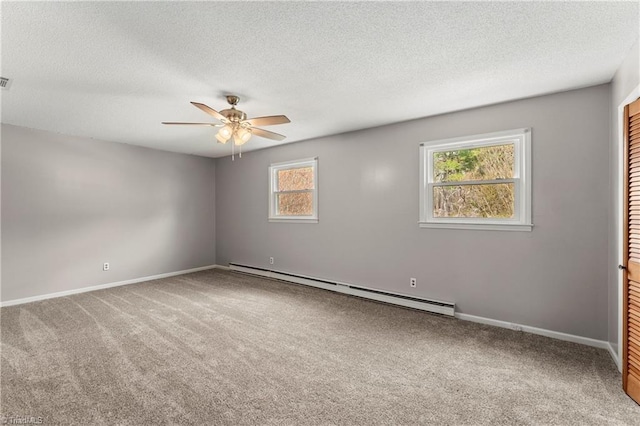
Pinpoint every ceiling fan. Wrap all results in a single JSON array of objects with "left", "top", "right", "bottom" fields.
[{"left": 162, "top": 96, "right": 290, "bottom": 156}]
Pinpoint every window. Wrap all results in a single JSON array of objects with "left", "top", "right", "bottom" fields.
[
  {"left": 269, "top": 158, "right": 318, "bottom": 223},
  {"left": 419, "top": 128, "right": 532, "bottom": 231}
]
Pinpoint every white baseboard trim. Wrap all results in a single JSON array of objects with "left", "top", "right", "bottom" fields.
[
  {"left": 455, "top": 312, "right": 610, "bottom": 351},
  {"left": 607, "top": 342, "right": 622, "bottom": 372},
  {"left": 0, "top": 264, "right": 220, "bottom": 307}
]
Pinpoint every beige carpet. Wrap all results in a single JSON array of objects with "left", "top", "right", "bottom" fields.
[{"left": 1, "top": 270, "right": 638, "bottom": 425}]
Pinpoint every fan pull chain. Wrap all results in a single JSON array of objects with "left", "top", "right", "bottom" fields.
[
  {"left": 239, "top": 144, "right": 242, "bottom": 158},
  {"left": 232, "top": 142, "right": 235, "bottom": 161}
]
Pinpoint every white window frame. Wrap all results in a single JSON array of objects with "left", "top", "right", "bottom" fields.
[
  {"left": 269, "top": 157, "right": 318, "bottom": 223},
  {"left": 419, "top": 128, "right": 532, "bottom": 231}
]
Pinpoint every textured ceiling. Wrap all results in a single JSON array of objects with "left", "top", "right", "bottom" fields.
[{"left": 1, "top": 1, "right": 638, "bottom": 158}]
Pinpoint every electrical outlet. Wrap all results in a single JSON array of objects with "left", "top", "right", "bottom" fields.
[
  {"left": 269, "top": 257, "right": 274, "bottom": 265},
  {"left": 410, "top": 278, "right": 417, "bottom": 288},
  {"left": 103, "top": 262, "right": 110, "bottom": 271}
]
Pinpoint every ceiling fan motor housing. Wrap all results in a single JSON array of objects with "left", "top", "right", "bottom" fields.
[{"left": 220, "top": 108, "right": 247, "bottom": 123}]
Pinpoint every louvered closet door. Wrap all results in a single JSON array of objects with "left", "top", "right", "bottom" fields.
[{"left": 624, "top": 97, "right": 640, "bottom": 405}]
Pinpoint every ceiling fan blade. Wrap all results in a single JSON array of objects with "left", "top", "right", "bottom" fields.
[
  {"left": 190, "top": 102, "right": 227, "bottom": 122},
  {"left": 251, "top": 127, "right": 286, "bottom": 141},
  {"left": 243, "top": 115, "right": 290, "bottom": 127},
  {"left": 162, "top": 122, "right": 216, "bottom": 126}
]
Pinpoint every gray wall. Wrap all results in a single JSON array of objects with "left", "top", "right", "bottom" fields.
[
  {"left": 216, "top": 85, "right": 611, "bottom": 340},
  {"left": 1, "top": 124, "right": 216, "bottom": 302},
  {"left": 608, "top": 40, "right": 640, "bottom": 355}
]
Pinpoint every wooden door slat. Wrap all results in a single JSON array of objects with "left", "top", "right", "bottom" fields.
[
  {"left": 629, "top": 364, "right": 640, "bottom": 379},
  {"left": 629, "top": 353, "right": 640, "bottom": 369},
  {"left": 630, "top": 318, "right": 640, "bottom": 333},
  {"left": 629, "top": 153, "right": 640, "bottom": 161},
  {"left": 630, "top": 342, "right": 640, "bottom": 359},
  {"left": 630, "top": 294, "right": 640, "bottom": 306},
  {"left": 630, "top": 327, "right": 640, "bottom": 341}
]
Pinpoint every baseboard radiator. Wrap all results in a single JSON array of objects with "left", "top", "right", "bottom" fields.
[{"left": 228, "top": 263, "right": 455, "bottom": 317}]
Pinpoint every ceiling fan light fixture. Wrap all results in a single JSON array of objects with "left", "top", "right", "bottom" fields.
[
  {"left": 217, "top": 124, "right": 233, "bottom": 139},
  {"left": 234, "top": 127, "right": 252, "bottom": 146},
  {"left": 216, "top": 132, "right": 229, "bottom": 144}
]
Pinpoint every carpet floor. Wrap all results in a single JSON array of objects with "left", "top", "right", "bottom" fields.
[{"left": 1, "top": 270, "right": 639, "bottom": 425}]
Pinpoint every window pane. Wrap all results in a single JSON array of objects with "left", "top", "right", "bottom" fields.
[
  {"left": 433, "top": 144, "right": 514, "bottom": 183},
  {"left": 277, "top": 192, "right": 313, "bottom": 216},
  {"left": 433, "top": 183, "right": 514, "bottom": 218},
  {"left": 277, "top": 167, "right": 314, "bottom": 191}
]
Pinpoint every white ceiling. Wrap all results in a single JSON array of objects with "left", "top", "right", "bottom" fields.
[{"left": 1, "top": 1, "right": 638, "bottom": 158}]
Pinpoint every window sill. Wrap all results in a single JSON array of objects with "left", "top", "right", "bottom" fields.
[
  {"left": 419, "top": 222, "right": 533, "bottom": 232},
  {"left": 269, "top": 218, "right": 319, "bottom": 224}
]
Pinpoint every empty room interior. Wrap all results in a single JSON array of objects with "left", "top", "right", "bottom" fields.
[{"left": 2, "top": 1, "right": 640, "bottom": 424}]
